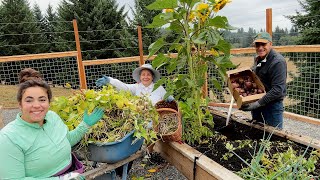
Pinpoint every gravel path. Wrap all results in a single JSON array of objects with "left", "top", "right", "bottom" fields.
[{"left": 1, "top": 108, "right": 320, "bottom": 179}]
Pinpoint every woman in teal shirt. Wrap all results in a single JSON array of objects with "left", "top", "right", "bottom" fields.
[{"left": 0, "top": 68, "right": 104, "bottom": 179}]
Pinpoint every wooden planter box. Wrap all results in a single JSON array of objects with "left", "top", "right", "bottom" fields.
[
  {"left": 153, "top": 109, "right": 320, "bottom": 180},
  {"left": 154, "top": 141, "right": 243, "bottom": 180}
]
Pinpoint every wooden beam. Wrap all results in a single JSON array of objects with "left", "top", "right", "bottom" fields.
[
  {"left": 230, "top": 47, "right": 256, "bottom": 54},
  {"left": 209, "top": 108, "right": 320, "bottom": 150},
  {"left": 137, "top": 26, "right": 145, "bottom": 66},
  {"left": 208, "top": 102, "right": 320, "bottom": 126},
  {"left": 82, "top": 150, "right": 143, "bottom": 180},
  {"left": 228, "top": 45, "right": 320, "bottom": 55},
  {"left": 0, "top": 51, "right": 77, "bottom": 63},
  {"left": 73, "top": 19, "right": 87, "bottom": 89},
  {"left": 83, "top": 56, "right": 141, "bottom": 66},
  {"left": 154, "top": 141, "right": 243, "bottom": 180},
  {"left": 283, "top": 111, "right": 320, "bottom": 126},
  {"left": 273, "top": 45, "right": 320, "bottom": 53},
  {"left": 266, "top": 8, "right": 272, "bottom": 37},
  {"left": 83, "top": 55, "right": 165, "bottom": 66}
]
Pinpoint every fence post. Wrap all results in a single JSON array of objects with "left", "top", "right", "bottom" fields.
[
  {"left": 73, "top": 19, "right": 87, "bottom": 89},
  {"left": 137, "top": 26, "right": 145, "bottom": 66},
  {"left": 266, "top": 8, "right": 272, "bottom": 36}
]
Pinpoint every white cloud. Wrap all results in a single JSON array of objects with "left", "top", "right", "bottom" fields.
[
  {"left": 29, "top": 0, "right": 60, "bottom": 13},
  {"left": 28, "top": 0, "right": 302, "bottom": 31}
]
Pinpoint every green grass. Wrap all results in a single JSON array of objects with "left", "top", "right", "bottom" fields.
[{"left": 0, "top": 85, "right": 74, "bottom": 108}]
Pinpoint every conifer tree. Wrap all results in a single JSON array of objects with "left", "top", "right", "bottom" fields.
[
  {"left": 130, "top": 0, "right": 161, "bottom": 55},
  {"left": 56, "top": 0, "right": 134, "bottom": 59},
  {"left": 44, "top": 4, "right": 59, "bottom": 52},
  {"left": 33, "top": 4, "right": 47, "bottom": 53},
  {"left": 0, "top": 0, "right": 42, "bottom": 55}
]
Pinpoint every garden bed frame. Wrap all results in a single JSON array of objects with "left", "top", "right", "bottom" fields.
[{"left": 153, "top": 107, "right": 320, "bottom": 180}]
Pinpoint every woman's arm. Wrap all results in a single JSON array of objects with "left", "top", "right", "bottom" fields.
[
  {"left": 0, "top": 134, "right": 59, "bottom": 180},
  {"left": 109, "top": 78, "right": 137, "bottom": 95}
]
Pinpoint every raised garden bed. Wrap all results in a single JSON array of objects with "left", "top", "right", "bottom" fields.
[{"left": 154, "top": 108, "right": 320, "bottom": 179}]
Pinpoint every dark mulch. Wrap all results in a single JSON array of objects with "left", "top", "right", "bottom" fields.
[{"left": 191, "top": 114, "right": 320, "bottom": 176}]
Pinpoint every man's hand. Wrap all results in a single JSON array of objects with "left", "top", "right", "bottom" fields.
[
  {"left": 95, "top": 75, "right": 110, "bottom": 87},
  {"left": 240, "top": 101, "right": 261, "bottom": 111},
  {"left": 165, "top": 95, "right": 175, "bottom": 103},
  {"left": 83, "top": 108, "right": 104, "bottom": 126}
]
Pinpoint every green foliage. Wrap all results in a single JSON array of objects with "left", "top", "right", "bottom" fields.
[
  {"left": 130, "top": 0, "right": 162, "bottom": 55},
  {"left": 56, "top": 0, "right": 135, "bottom": 60},
  {"left": 232, "top": 131, "right": 320, "bottom": 179},
  {"left": 287, "top": 0, "right": 320, "bottom": 45},
  {"left": 146, "top": 0, "right": 235, "bottom": 144},
  {"left": 50, "top": 86, "right": 159, "bottom": 146},
  {"left": 0, "top": 0, "right": 42, "bottom": 55}
]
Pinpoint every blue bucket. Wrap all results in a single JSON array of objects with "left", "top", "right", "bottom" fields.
[{"left": 88, "top": 130, "right": 144, "bottom": 163}]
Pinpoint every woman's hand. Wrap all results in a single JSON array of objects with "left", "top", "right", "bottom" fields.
[
  {"left": 83, "top": 108, "right": 104, "bottom": 126},
  {"left": 95, "top": 76, "right": 110, "bottom": 87}
]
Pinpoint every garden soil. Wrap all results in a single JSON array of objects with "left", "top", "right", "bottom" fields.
[{"left": 192, "top": 113, "right": 320, "bottom": 176}]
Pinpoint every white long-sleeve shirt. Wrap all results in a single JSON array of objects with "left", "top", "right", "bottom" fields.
[{"left": 109, "top": 78, "right": 167, "bottom": 105}]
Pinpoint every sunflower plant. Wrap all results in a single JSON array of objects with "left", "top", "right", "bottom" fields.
[{"left": 146, "top": 0, "right": 235, "bottom": 143}]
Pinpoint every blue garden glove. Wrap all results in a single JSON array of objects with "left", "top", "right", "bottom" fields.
[
  {"left": 83, "top": 108, "right": 104, "bottom": 126},
  {"left": 165, "top": 95, "right": 175, "bottom": 103},
  {"left": 240, "top": 101, "right": 261, "bottom": 111},
  {"left": 95, "top": 75, "right": 110, "bottom": 87},
  {"left": 59, "top": 172, "right": 85, "bottom": 180}
]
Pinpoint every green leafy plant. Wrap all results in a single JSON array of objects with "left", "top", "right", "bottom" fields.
[
  {"left": 146, "top": 0, "right": 236, "bottom": 143},
  {"left": 50, "top": 85, "right": 159, "bottom": 147},
  {"left": 231, "top": 131, "right": 320, "bottom": 179},
  {"left": 223, "top": 140, "right": 252, "bottom": 160}
]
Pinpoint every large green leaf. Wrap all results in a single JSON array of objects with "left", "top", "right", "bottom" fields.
[
  {"left": 217, "top": 56, "right": 236, "bottom": 69},
  {"left": 153, "top": 77, "right": 166, "bottom": 91},
  {"left": 169, "top": 20, "right": 184, "bottom": 32},
  {"left": 146, "top": 0, "right": 178, "bottom": 10},
  {"left": 192, "top": 31, "right": 207, "bottom": 44},
  {"left": 211, "top": 77, "right": 222, "bottom": 91},
  {"left": 208, "top": 16, "right": 236, "bottom": 30},
  {"left": 206, "top": 29, "right": 221, "bottom": 45},
  {"left": 148, "top": 38, "right": 165, "bottom": 58},
  {"left": 146, "top": 14, "right": 168, "bottom": 28},
  {"left": 152, "top": 53, "right": 167, "bottom": 68},
  {"left": 167, "top": 60, "right": 177, "bottom": 74},
  {"left": 214, "top": 39, "right": 231, "bottom": 56}
]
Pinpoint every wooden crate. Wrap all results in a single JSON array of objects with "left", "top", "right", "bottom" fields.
[{"left": 227, "top": 67, "right": 266, "bottom": 108}]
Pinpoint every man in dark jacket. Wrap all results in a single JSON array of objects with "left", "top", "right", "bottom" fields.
[{"left": 241, "top": 32, "right": 287, "bottom": 129}]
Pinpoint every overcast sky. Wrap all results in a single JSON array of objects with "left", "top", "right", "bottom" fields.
[{"left": 27, "top": 0, "right": 302, "bottom": 31}]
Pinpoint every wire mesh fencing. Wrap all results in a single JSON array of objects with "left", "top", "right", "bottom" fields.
[{"left": 0, "top": 55, "right": 79, "bottom": 89}]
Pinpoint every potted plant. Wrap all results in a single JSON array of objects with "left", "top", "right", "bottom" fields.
[{"left": 50, "top": 85, "right": 159, "bottom": 162}]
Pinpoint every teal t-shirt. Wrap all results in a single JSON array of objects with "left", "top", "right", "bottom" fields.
[{"left": 0, "top": 110, "right": 89, "bottom": 179}]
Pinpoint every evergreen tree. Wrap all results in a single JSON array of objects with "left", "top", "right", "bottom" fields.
[
  {"left": 0, "top": 0, "right": 42, "bottom": 55},
  {"left": 56, "top": 0, "right": 134, "bottom": 60},
  {"left": 287, "top": 0, "right": 320, "bottom": 45},
  {"left": 286, "top": 0, "right": 320, "bottom": 118},
  {"left": 33, "top": 3, "right": 47, "bottom": 53},
  {"left": 44, "top": 4, "right": 59, "bottom": 52},
  {"left": 246, "top": 27, "right": 256, "bottom": 47},
  {"left": 130, "top": 0, "right": 161, "bottom": 55}
]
